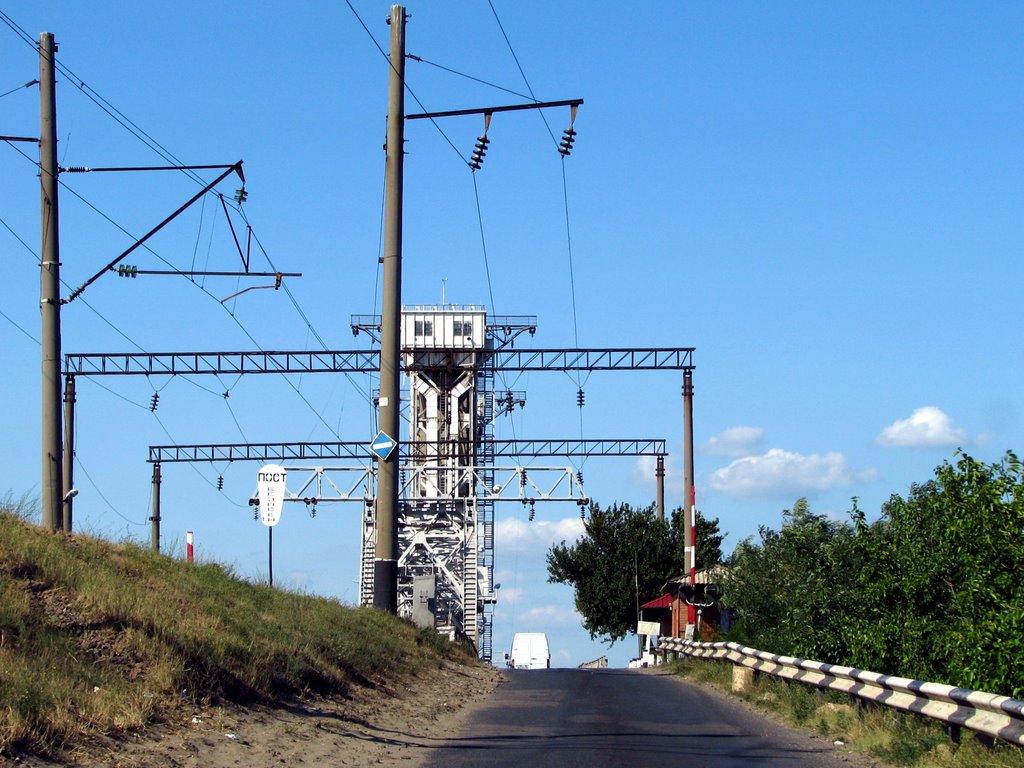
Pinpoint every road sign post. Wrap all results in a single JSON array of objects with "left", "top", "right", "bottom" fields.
[{"left": 257, "top": 464, "right": 287, "bottom": 586}]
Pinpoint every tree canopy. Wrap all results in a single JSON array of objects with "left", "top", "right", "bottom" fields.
[
  {"left": 723, "top": 451, "right": 1024, "bottom": 697},
  {"left": 546, "top": 502, "right": 723, "bottom": 644}
]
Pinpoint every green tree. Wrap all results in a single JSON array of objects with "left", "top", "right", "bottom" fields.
[
  {"left": 722, "top": 498, "right": 860, "bottom": 662},
  {"left": 546, "top": 502, "right": 723, "bottom": 644},
  {"left": 849, "top": 452, "right": 1024, "bottom": 695},
  {"left": 722, "top": 453, "right": 1024, "bottom": 697}
]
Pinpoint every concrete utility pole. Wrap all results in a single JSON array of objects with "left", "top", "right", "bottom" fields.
[
  {"left": 150, "top": 462, "right": 161, "bottom": 552},
  {"left": 39, "top": 32, "right": 63, "bottom": 532},
  {"left": 62, "top": 375, "right": 75, "bottom": 530},
  {"left": 682, "top": 369, "right": 696, "bottom": 625},
  {"left": 374, "top": 4, "right": 406, "bottom": 613},
  {"left": 656, "top": 455, "right": 665, "bottom": 522}
]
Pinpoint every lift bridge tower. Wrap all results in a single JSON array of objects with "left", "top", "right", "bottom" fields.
[
  {"left": 355, "top": 305, "right": 535, "bottom": 656},
  {"left": 70, "top": 311, "right": 690, "bottom": 664}
]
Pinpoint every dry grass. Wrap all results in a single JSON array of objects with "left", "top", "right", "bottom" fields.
[
  {"left": 0, "top": 498, "right": 476, "bottom": 759},
  {"left": 666, "top": 657, "right": 1024, "bottom": 768}
]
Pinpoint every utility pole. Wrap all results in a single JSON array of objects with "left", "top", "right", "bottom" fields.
[
  {"left": 656, "top": 455, "right": 665, "bottom": 522},
  {"left": 62, "top": 375, "right": 75, "bottom": 530},
  {"left": 39, "top": 32, "right": 63, "bottom": 532},
  {"left": 375, "top": 4, "right": 406, "bottom": 613},
  {"left": 150, "top": 462, "right": 161, "bottom": 551},
  {"left": 682, "top": 369, "right": 696, "bottom": 626}
]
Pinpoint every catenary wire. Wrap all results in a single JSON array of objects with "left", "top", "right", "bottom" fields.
[
  {"left": 485, "top": 0, "right": 557, "bottom": 146},
  {"left": 73, "top": 454, "right": 147, "bottom": 527},
  {"left": 0, "top": 307, "right": 39, "bottom": 344},
  {"left": 406, "top": 54, "right": 537, "bottom": 102},
  {"left": 342, "top": 0, "right": 465, "bottom": 164}
]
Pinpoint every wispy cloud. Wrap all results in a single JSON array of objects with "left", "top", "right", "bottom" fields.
[
  {"left": 876, "top": 406, "right": 967, "bottom": 448},
  {"left": 709, "top": 448, "right": 869, "bottom": 498},
  {"left": 704, "top": 426, "right": 764, "bottom": 457}
]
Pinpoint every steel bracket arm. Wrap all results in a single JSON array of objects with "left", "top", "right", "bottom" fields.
[{"left": 63, "top": 161, "right": 245, "bottom": 304}]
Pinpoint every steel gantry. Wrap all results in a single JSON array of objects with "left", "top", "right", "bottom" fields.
[{"left": 64, "top": 311, "right": 694, "bottom": 661}]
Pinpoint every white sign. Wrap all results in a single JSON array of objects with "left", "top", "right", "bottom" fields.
[
  {"left": 257, "top": 463, "right": 287, "bottom": 527},
  {"left": 637, "top": 620, "right": 661, "bottom": 637}
]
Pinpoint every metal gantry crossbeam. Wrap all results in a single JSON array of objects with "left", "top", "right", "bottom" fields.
[
  {"left": 64, "top": 350, "right": 380, "bottom": 376},
  {"left": 65, "top": 348, "right": 694, "bottom": 376},
  {"left": 241, "top": 465, "right": 590, "bottom": 505},
  {"left": 148, "top": 438, "right": 667, "bottom": 464}
]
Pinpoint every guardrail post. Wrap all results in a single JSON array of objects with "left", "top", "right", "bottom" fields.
[{"left": 732, "top": 665, "right": 756, "bottom": 693}]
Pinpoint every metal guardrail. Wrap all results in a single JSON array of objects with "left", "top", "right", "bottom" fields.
[{"left": 657, "top": 638, "right": 1024, "bottom": 746}]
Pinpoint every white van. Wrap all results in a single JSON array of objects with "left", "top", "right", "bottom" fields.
[{"left": 506, "top": 633, "right": 550, "bottom": 669}]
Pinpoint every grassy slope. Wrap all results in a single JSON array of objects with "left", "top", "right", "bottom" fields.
[{"left": 0, "top": 502, "right": 474, "bottom": 758}]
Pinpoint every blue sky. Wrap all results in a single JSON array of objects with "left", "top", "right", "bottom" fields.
[{"left": 1, "top": 2, "right": 1021, "bottom": 669}]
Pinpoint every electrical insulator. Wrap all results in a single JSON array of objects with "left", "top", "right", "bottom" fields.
[
  {"left": 519, "top": 468, "right": 527, "bottom": 488},
  {"left": 576, "top": 471, "right": 584, "bottom": 486},
  {"left": 117, "top": 264, "right": 138, "bottom": 278},
  {"left": 559, "top": 126, "right": 576, "bottom": 157},
  {"left": 469, "top": 134, "right": 490, "bottom": 171},
  {"left": 216, "top": 475, "right": 224, "bottom": 491},
  {"left": 576, "top": 388, "right": 585, "bottom": 408},
  {"left": 149, "top": 392, "right": 159, "bottom": 412},
  {"left": 529, "top": 505, "right": 535, "bottom": 522},
  {"left": 234, "top": 187, "right": 248, "bottom": 204},
  {"left": 253, "top": 510, "right": 259, "bottom": 521}
]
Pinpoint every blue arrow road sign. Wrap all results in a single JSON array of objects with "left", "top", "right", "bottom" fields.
[{"left": 370, "top": 430, "right": 397, "bottom": 461}]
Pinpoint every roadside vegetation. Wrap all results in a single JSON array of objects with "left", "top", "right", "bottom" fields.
[
  {"left": 722, "top": 451, "right": 1024, "bottom": 698},
  {"left": 550, "top": 452, "right": 1024, "bottom": 764},
  {"left": 667, "top": 656, "right": 1024, "bottom": 768},
  {"left": 0, "top": 494, "right": 476, "bottom": 759}
]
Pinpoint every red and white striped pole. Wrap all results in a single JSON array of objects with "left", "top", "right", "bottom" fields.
[{"left": 186, "top": 530, "right": 194, "bottom": 563}]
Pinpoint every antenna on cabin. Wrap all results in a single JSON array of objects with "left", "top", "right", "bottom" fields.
[{"left": 441, "top": 277, "right": 448, "bottom": 305}]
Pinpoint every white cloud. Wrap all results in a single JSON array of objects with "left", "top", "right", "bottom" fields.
[
  {"left": 494, "top": 586, "right": 526, "bottom": 605},
  {"left": 709, "top": 448, "right": 861, "bottom": 498},
  {"left": 495, "top": 515, "right": 585, "bottom": 548},
  {"left": 518, "top": 604, "right": 580, "bottom": 626},
  {"left": 704, "top": 426, "right": 764, "bottom": 457},
  {"left": 631, "top": 455, "right": 684, "bottom": 494},
  {"left": 876, "top": 406, "right": 967, "bottom": 448}
]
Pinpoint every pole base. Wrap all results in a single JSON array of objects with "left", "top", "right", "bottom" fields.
[{"left": 372, "top": 559, "right": 398, "bottom": 613}]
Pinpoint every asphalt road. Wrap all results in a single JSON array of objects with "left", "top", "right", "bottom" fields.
[{"left": 421, "top": 668, "right": 861, "bottom": 767}]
